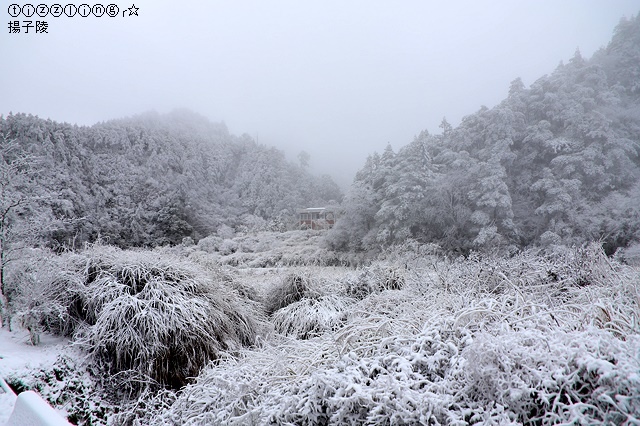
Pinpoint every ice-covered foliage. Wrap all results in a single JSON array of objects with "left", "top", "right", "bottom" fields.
[
  {"left": 0, "top": 110, "right": 343, "bottom": 250},
  {"left": 9, "top": 249, "right": 85, "bottom": 340},
  {"left": 21, "top": 244, "right": 264, "bottom": 394},
  {"left": 271, "top": 294, "right": 352, "bottom": 339},
  {"left": 145, "top": 243, "right": 639, "bottom": 425},
  {"left": 264, "top": 268, "right": 354, "bottom": 339},
  {"left": 462, "top": 328, "right": 640, "bottom": 424},
  {"left": 343, "top": 263, "right": 406, "bottom": 299},
  {"left": 265, "top": 272, "right": 322, "bottom": 315},
  {"left": 188, "top": 251, "right": 262, "bottom": 303},
  {"left": 615, "top": 242, "right": 640, "bottom": 266},
  {"left": 193, "top": 230, "right": 371, "bottom": 268},
  {"left": 5, "top": 352, "right": 114, "bottom": 425},
  {"left": 329, "top": 13, "right": 640, "bottom": 254}
]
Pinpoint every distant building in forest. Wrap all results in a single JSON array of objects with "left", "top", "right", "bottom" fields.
[{"left": 297, "top": 207, "right": 335, "bottom": 230}]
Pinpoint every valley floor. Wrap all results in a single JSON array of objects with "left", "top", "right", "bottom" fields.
[{"left": 1, "top": 236, "right": 639, "bottom": 425}]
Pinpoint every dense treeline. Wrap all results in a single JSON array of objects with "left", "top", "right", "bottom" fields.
[
  {"left": 0, "top": 109, "right": 342, "bottom": 249},
  {"left": 327, "top": 14, "right": 640, "bottom": 254}
]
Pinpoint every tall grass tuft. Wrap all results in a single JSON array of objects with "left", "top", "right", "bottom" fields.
[
  {"left": 265, "top": 272, "right": 321, "bottom": 315},
  {"left": 343, "top": 263, "right": 406, "bottom": 299},
  {"left": 271, "top": 294, "right": 352, "bottom": 339},
  {"left": 37, "top": 244, "right": 263, "bottom": 393}
]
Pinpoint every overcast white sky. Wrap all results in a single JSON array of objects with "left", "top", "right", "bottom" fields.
[{"left": 2, "top": 1, "right": 638, "bottom": 186}]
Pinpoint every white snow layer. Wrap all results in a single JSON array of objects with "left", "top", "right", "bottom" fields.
[{"left": 0, "top": 329, "right": 69, "bottom": 425}]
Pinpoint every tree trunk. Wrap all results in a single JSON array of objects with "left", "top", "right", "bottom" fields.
[{"left": 0, "top": 265, "right": 7, "bottom": 328}]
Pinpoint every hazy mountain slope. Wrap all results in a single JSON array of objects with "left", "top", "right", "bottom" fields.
[
  {"left": 328, "top": 13, "right": 640, "bottom": 254},
  {"left": 0, "top": 110, "right": 342, "bottom": 249}
]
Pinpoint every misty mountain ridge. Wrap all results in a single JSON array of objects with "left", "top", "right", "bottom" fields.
[
  {"left": 327, "top": 13, "right": 640, "bottom": 256},
  {"left": 2, "top": 13, "right": 640, "bottom": 256},
  {"left": 0, "top": 108, "right": 343, "bottom": 249}
]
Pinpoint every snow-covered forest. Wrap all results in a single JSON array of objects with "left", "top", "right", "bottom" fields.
[
  {"left": 1, "top": 12, "right": 639, "bottom": 426},
  {"left": 0, "top": 109, "right": 343, "bottom": 249},
  {"left": 327, "top": 14, "right": 640, "bottom": 255}
]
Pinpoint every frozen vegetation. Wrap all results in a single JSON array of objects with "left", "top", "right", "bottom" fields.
[
  {"left": 1, "top": 240, "right": 639, "bottom": 424},
  {"left": 327, "top": 14, "right": 640, "bottom": 255},
  {"left": 1, "top": 12, "right": 640, "bottom": 426}
]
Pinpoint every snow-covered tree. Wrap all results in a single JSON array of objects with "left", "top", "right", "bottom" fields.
[{"left": 0, "top": 133, "right": 50, "bottom": 326}]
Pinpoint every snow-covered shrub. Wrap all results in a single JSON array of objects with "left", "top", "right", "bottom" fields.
[
  {"left": 615, "top": 242, "right": 640, "bottom": 265},
  {"left": 237, "top": 236, "right": 259, "bottom": 253},
  {"left": 540, "top": 230, "right": 562, "bottom": 246},
  {"left": 463, "top": 329, "right": 640, "bottom": 425},
  {"left": 559, "top": 242, "right": 622, "bottom": 288},
  {"left": 267, "top": 214, "right": 289, "bottom": 232},
  {"left": 425, "top": 243, "right": 624, "bottom": 299},
  {"left": 79, "top": 246, "right": 261, "bottom": 391},
  {"left": 224, "top": 252, "right": 257, "bottom": 268},
  {"left": 254, "top": 236, "right": 280, "bottom": 253},
  {"left": 188, "top": 251, "right": 262, "bottom": 303},
  {"left": 5, "top": 249, "right": 95, "bottom": 340},
  {"left": 271, "top": 294, "right": 352, "bottom": 339},
  {"left": 152, "top": 317, "right": 640, "bottom": 426},
  {"left": 240, "top": 214, "right": 268, "bottom": 233},
  {"left": 265, "top": 272, "right": 321, "bottom": 315},
  {"left": 266, "top": 323, "right": 470, "bottom": 425},
  {"left": 377, "top": 239, "right": 440, "bottom": 264},
  {"left": 435, "top": 249, "right": 556, "bottom": 296},
  {"left": 108, "top": 388, "right": 177, "bottom": 426},
  {"left": 217, "top": 268, "right": 263, "bottom": 304},
  {"left": 149, "top": 336, "right": 344, "bottom": 425},
  {"left": 217, "top": 224, "right": 235, "bottom": 239},
  {"left": 196, "top": 229, "right": 371, "bottom": 267},
  {"left": 195, "top": 235, "right": 222, "bottom": 253},
  {"left": 219, "top": 238, "right": 239, "bottom": 255},
  {"left": 343, "top": 263, "right": 405, "bottom": 299},
  {"left": 247, "top": 252, "right": 283, "bottom": 268},
  {"left": 227, "top": 276, "right": 261, "bottom": 303},
  {"left": 5, "top": 353, "right": 115, "bottom": 425},
  {"left": 10, "top": 250, "right": 87, "bottom": 340},
  {"left": 32, "top": 244, "right": 262, "bottom": 394}
]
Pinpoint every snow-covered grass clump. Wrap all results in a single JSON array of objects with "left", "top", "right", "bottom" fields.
[
  {"left": 263, "top": 272, "right": 352, "bottom": 339},
  {"left": 271, "top": 294, "right": 352, "bottom": 340},
  {"left": 343, "top": 263, "right": 406, "bottom": 299},
  {"left": 264, "top": 272, "right": 322, "bottom": 314},
  {"left": 19, "top": 244, "right": 264, "bottom": 395}
]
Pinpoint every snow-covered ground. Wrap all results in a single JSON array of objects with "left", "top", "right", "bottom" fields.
[
  {"left": 1, "top": 241, "right": 638, "bottom": 424},
  {"left": 0, "top": 382, "right": 15, "bottom": 425},
  {"left": 0, "top": 328, "right": 68, "bottom": 424}
]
